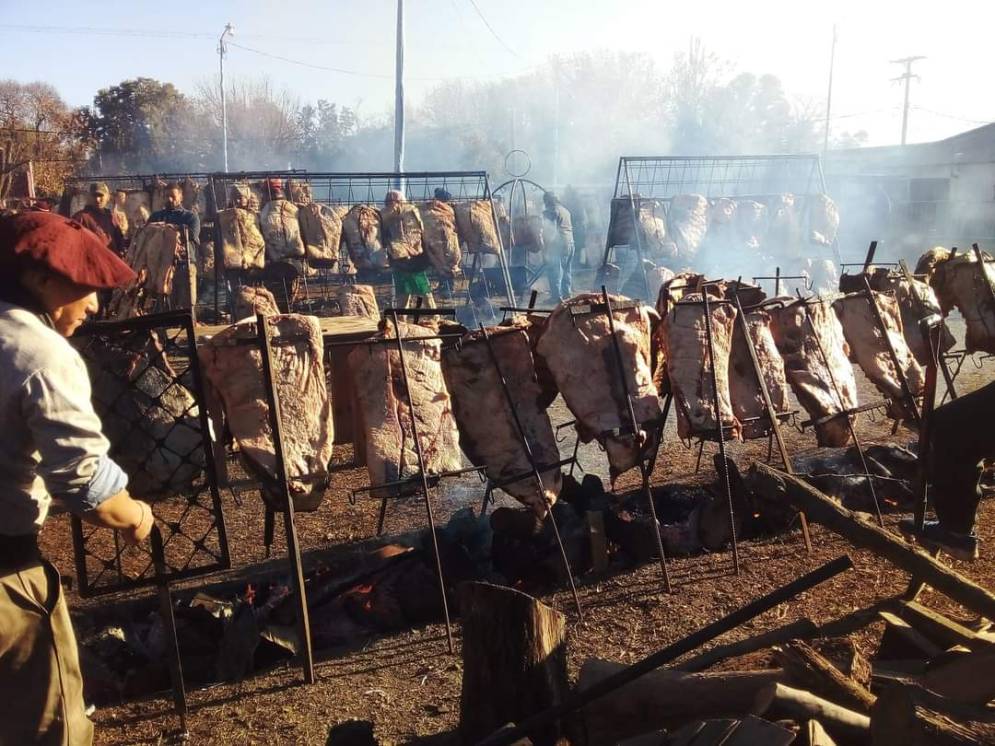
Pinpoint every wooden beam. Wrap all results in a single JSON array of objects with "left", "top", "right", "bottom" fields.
[
  {"left": 896, "top": 601, "right": 992, "bottom": 652},
  {"left": 754, "top": 682, "right": 870, "bottom": 744},
  {"left": 748, "top": 462, "right": 995, "bottom": 621},
  {"left": 877, "top": 610, "right": 943, "bottom": 658},
  {"left": 921, "top": 644, "right": 995, "bottom": 705}
]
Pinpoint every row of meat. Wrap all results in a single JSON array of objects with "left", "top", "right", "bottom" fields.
[
  {"left": 608, "top": 193, "right": 841, "bottom": 265},
  {"left": 193, "top": 244, "right": 994, "bottom": 522},
  {"left": 218, "top": 190, "right": 502, "bottom": 277}
]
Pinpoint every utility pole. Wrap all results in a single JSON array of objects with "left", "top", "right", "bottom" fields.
[
  {"left": 219, "top": 23, "right": 234, "bottom": 172},
  {"left": 393, "top": 0, "right": 405, "bottom": 186},
  {"left": 823, "top": 25, "right": 837, "bottom": 154},
  {"left": 891, "top": 55, "right": 925, "bottom": 146}
]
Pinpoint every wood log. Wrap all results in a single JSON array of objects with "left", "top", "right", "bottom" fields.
[
  {"left": 774, "top": 641, "right": 876, "bottom": 712},
  {"left": 870, "top": 683, "right": 995, "bottom": 745},
  {"left": 748, "top": 463, "right": 995, "bottom": 621},
  {"left": 814, "top": 638, "right": 871, "bottom": 689},
  {"left": 895, "top": 601, "right": 992, "bottom": 652},
  {"left": 458, "top": 582, "right": 568, "bottom": 746},
  {"left": 754, "top": 683, "right": 870, "bottom": 744},
  {"left": 676, "top": 618, "right": 819, "bottom": 672},
  {"left": 877, "top": 610, "right": 942, "bottom": 659},
  {"left": 921, "top": 643, "right": 995, "bottom": 705},
  {"left": 577, "top": 659, "right": 782, "bottom": 745},
  {"left": 797, "top": 719, "right": 838, "bottom": 746},
  {"left": 662, "top": 716, "right": 796, "bottom": 746}
]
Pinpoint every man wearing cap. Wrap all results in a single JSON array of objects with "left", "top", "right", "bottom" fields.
[
  {"left": 72, "top": 182, "right": 125, "bottom": 258},
  {"left": 0, "top": 212, "right": 155, "bottom": 745}
]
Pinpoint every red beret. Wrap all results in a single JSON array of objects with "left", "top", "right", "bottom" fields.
[{"left": 0, "top": 212, "right": 136, "bottom": 289}]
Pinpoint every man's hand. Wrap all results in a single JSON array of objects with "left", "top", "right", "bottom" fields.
[{"left": 122, "top": 500, "right": 154, "bottom": 546}]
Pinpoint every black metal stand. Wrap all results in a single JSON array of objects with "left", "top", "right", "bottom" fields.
[
  {"left": 150, "top": 525, "right": 189, "bottom": 737},
  {"left": 599, "top": 287, "right": 672, "bottom": 592},
  {"left": 255, "top": 313, "right": 315, "bottom": 684},
  {"left": 477, "top": 325, "right": 583, "bottom": 617}
]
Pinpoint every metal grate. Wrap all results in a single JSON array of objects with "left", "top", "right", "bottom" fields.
[
  {"left": 69, "top": 310, "right": 229, "bottom": 597},
  {"left": 613, "top": 154, "right": 827, "bottom": 201}
]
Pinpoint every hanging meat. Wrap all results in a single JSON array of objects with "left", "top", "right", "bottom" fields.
[
  {"left": 607, "top": 197, "right": 669, "bottom": 258},
  {"left": 288, "top": 179, "right": 312, "bottom": 205},
  {"left": 455, "top": 200, "right": 502, "bottom": 254},
  {"left": 381, "top": 202, "right": 425, "bottom": 262},
  {"left": 736, "top": 199, "right": 768, "bottom": 252},
  {"left": 181, "top": 177, "right": 204, "bottom": 214},
  {"left": 442, "top": 322, "right": 561, "bottom": 516},
  {"left": 348, "top": 321, "right": 462, "bottom": 496},
  {"left": 807, "top": 194, "right": 840, "bottom": 247},
  {"left": 218, "top": 207, "right": 266, "bottom": 271},
  {"left": 517, "top": 312, "right": 558, "bottom": 410},
  {"left": 914, "top": 247, "right": 950, "bottom": 283},
  {"left": 766, "top": 194, "right": 800, "bottom": 256},
  {"left": 728, "top": 307, "right": 792, "bottom": 440},
  {"left": 419, "top": 199, "right": 462, "bottom": 275},
  {"left": 298, "top": 202, "right": 344, "bottom": 268},
  {"left": 928, "top": 250, "right": 995, "bottom": 354},
  {"left": 233, "top": 286, "right": 281, "bottom": 321},
  {"left": 150, "top": 177, "right": 170, "bottom": 213},
  {"left": 80, "top": 331, "right": 204, "bottom": 497},
  {"left": 127, "top": 222, "right": 181, "bottom": 295},
  {"left": 768, "top": 299, "right": 859, "bottom": 447},
  {"left": 199, "top": 314, "right": 333, "bottom": 511},
  {"left": 833, "top": 290, "right": 925, "bottom": 421},
  {"left": 342, "top": 205, "right": 389, "bottom": 270},
  {"left": 336, "top": 284, "right": 380, "bottom": 321},
  {"left": 840, "top": 268, "right": 954, "bottom": 366},
  {"left": 535, "top": 294, "right": 661, "bottom": 481},
  {"left": 260, "top": 198, "right": 306, "bottom": 261},
  {"left": 667, "top": 194, "right": 709, "bottom": 261},
  {"left": 511, "top": 213, "right": 544, "bottom": 254},
  {"left": 659, "top": 295, "right": 740, "bottom": 441}
]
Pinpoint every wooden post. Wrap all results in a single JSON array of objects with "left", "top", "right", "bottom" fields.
[
  {"left": 459, "top": 582, "right": 568, "bottom": 746},
  {"left": 754, "top": 682, "right": 870, "bottom": 744},
  {"left": 749, "top": 462, "right": 995, "bottom": 622}
]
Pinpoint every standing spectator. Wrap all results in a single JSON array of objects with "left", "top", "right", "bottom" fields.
[
  {"left": 384, "top": 190, "right": 435, "bottom": 309},
  {"left": 72, "top": 182, "right": 125, "bottom": 257},
  {"left": 541, "top": 191, "right": 575, "bottom": 302}
]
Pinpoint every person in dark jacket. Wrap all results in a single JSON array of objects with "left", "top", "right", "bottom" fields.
[
  {"left": 541, "top": 191, "right": 575, "bottom": 302},
  {"left": 899, "top": 379, "right": 995, "bottom": 560},
  {"left": 148, "top": 183, "right": 201, "bottom": 309},
  {"left": 71, "top": 182, "right": 125, "bottom": 257}
]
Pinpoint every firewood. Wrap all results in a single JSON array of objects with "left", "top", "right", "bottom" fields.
[
  {"left": 753, "top": 683, "right": 870, "bottom": 744},
  {"left": 748, "top": 463, "right": 995, "bottom": 622},
  {"left": 675, "top": 618, "right": 819, "bottom": 672},
  {"left": 877, "top": 610, "right": 943, "bottom": 659},
  {"left": 870, "top": 683, "right": 995, "bottom": 745},
  {"left": 895, "top": 601, "right": 992, "bottom": 652},
  {"left": 458, "top": 582, "right": 568, "bottom": 746},
  {"left": 921, "top": 643, "right": 995, "bottom": 704},
  {"left": 662, "top": 716, "right": 796, "bottom": 746},
  {"left": 577, "top": 659, "right": 782, "bottom": 745},
  {"left": 796, "top": 719, "right": 838, "bottom": 746},
  {"left": 774, "top": 640, "right": 876, "bottom": 713}
]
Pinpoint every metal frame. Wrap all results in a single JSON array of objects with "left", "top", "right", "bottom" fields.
[
  {"left": 600, "top": 154, "right": 838, "bottom": 299},
  {"left": 70, "top": 310, "right": 230, "bottom": 596}
]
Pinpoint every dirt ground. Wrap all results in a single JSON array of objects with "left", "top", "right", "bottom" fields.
[{"left": 35, "top": 312, "right": 995, "bottom": 745}]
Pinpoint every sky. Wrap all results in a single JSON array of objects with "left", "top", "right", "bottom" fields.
[{"left": 1, "top": 0, "right": 992, "bottom": 149}]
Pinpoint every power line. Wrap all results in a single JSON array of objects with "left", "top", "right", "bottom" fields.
[
  {"left": 912, "top": 106, "right": 993, "bottom": 126},
  {"left": 466, "top": 0, "right": 520, "bottom": 58}
]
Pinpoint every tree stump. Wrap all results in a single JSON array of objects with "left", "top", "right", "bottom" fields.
[
  {"left": 870, "top": 683, "right": 995, "bottom": 745},
  {"left": 458, "top": 582, "right": 568, "bottom": 746}
]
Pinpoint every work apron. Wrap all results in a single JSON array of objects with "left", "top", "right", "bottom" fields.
[{"left": 0, "top": 535, "right": 92, "bottom": 746}]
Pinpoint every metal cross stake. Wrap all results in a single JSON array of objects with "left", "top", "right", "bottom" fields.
[
  {"left": 731, "top": 294, "right": 812, "bottom": 553},
  {"left": 255, "top": 313, "right": 315, "bottom": 684},
  {"left": 600, "top": 287, "right": 672, "bottom": 592},
  {"left": 701, "top": 291, "right": 740, "bottom": 574},
  {"left": 387, "top": 309, "right": 455, "bottom": 652},
  {"left": 478, "top": 325, "right": 583, "bottom": 617},
  {"left": 150, "top": 524, "right": 189, "bottom": 737},
  {"left": 800, "top": 300, "right": 886, "bottom": 527}
]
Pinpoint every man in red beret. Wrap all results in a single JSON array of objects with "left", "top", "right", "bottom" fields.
[
  {"left": 72, "top": 181, "right": 126, "bottom": 258},
  {"left": 0, "top": 212, "right": 155, "bottom": 745}
]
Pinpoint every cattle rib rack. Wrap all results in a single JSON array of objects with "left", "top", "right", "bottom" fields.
[
  {"left": 287, "top": 171, "right": 516, "bottom": 319},
  {"left": 600, "top": 154, "right": 836, "bottom": 299},
  {"left": 342, "top": 307, "right": 483, "bottom": 653}
]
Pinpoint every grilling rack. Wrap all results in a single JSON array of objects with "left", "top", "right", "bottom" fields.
[
  {"left": 598, "top": 154, "right": 837, "bottom": 300},
  {"left": 340, "top": 306, "right": 477, "bottom": 654}
]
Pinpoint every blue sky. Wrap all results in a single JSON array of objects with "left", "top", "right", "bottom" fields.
[{"left": 1, "top": 0, "right": 991, "bottom": 146}]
